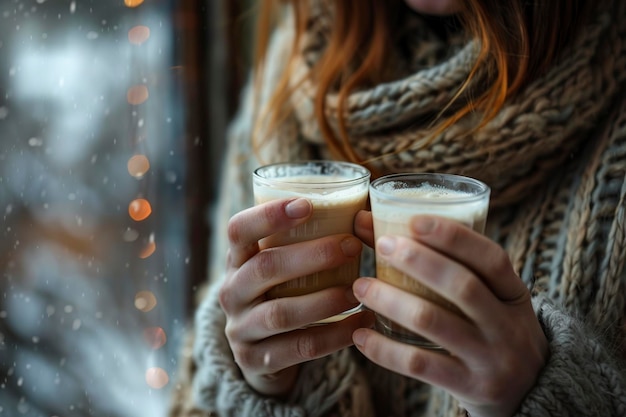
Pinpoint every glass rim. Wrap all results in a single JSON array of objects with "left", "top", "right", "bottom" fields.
[
  {"left": 370, "top": 172, "right": 490, "bottom": 205},
  {"left": 253, "top": 160, "right": 371, "bottom": 188}
]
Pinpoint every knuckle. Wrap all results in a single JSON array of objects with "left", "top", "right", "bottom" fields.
[
  {"left": 223, "top": 320, "right": 238, "bottom": 342},
  {"left": 313, "top": 240, "right": 340, "bottom": 265},
  {"left": 261, "top": 202, "right": 283, "bottom": 226},
  {"left": 227, "top": 215, "right": 245, "bottom": 245},
  {"left": 253, "top": 249, "right": 279, "bottom": 281},
  {"left": 263, "top": 301, "right": 290, "bottom": 332},
  {"left": 407, "top": 350, "right": 427, "bottom": 376},
  {"left": 397, "top": 241, "right": 419, "bottom": 265},
  {"left": 453, "top": 273, "right": 481, "bottom": 304},
  {"left": 409, "top": 302, "right": 436, "bottom": 332},
  {"left": 295, "top": 334, "right": 320, "bottom": 360},
  {"left": 231, "top": 343, "right": 256, "bottom": 370},
  {"left": 218, "top": 283, "right": 232, "bottom": 311}
]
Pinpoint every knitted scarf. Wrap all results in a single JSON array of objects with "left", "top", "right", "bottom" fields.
[
  {"left": 260, "top": 2, "right": 626, "bottom": 415},
  {"left": 261, "top": 0, "right": 626, "bottom": 339}
]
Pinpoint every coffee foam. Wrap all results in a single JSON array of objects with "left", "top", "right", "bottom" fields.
[
  {"left": 371, "top": 182, "right": 487, "bottom": 224},
  {"left": 376, "top": 182, "right": 473, "bottom": 199},
  {"left": 254, "top": 175, "right": 368, "bottom": 206}
]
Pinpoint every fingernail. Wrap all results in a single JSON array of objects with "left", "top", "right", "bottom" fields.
[
  {"left": 353, "top": 329, "right": 367, "bottom": 347},
  {"left": 412, "top": 217, "right": 435, "bottom": 234},
  {"left": 340, "top": 237, "right": 362, "bottom": 257},
  {"left": 352, "top": 278, "right": 371, "bottom": 298},
  {"left": 285, "top": 198, "right": 311, "bottom": 219},
  {"left": 377, "top": 236, "right": 396, "bottom": 255}
]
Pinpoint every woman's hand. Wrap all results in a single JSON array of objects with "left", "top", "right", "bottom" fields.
[
  {"left": 219, "top": 198, "right": 374, "bottom": 397},
  {"left": 352, "top": 211, "right": 549, "bottom": 417}
]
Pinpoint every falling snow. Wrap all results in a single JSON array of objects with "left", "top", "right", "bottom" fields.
[{"left": 2, "top": 1, "right": 186, "bottom": 416}]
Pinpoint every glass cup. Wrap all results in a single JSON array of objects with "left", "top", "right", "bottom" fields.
[
  {"left": 252, "top": 161, "right": 370, "bottom": 322},
  {"left": 369, "top": 173, "right": 490, "bottom": 349}
]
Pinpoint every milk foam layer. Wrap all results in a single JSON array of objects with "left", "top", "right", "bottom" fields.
[
  {"left": 371, "top": 183, "right": 488, "bottom": 229},
  {"left": 377, "top": 182, "right": 473, "bottom": 199},
  {"left": 254, "top": 175, "right": 368, "bottom": 205}
]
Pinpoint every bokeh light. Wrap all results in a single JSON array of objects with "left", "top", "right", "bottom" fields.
[
  {"left": 126, "top": 85, "right": 149, "bottom": 105},
  {"left": 145, "top": 367, "right": 169, "bottom": 389},
  {"left": 124, "top": 0, "right": 145, "bottom": 8},
  {"left": 128, "top": 198, "right": 152, "bottom": 221},
  {"left": 127, "top": 154, "right": 150, "bottom": 178},
  {"left": 143, "top": 327, "right": 167, "bottom": 350},
  {"left": 128, "top": 26, "right": 150, "bottom": 45},
  {"left": 139, "top": 240, "right": 156, "bottom": 259},
  {"left": 134, "top": 291, "right": 157, "bottom": 312}
]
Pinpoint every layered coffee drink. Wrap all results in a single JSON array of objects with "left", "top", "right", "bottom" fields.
[
  {"left": 253, "top": 162, "right": 370, "bottom": 301},
  {"left": 369, "top": 173, "right": 490, "bottom": 348}
]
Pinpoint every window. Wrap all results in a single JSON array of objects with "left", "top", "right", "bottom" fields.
[{"left": 0, "top": 1, "right": 248, "bottom": 415}]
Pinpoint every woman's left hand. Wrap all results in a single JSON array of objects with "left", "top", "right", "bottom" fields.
[{"left": 352, "top": 211, "right": 549, "bottom": 417}]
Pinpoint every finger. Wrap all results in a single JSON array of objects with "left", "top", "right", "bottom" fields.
[
  {"left": 354, "top": 210, "right": 375, "bottom": 247},
  {"left": 234, "top": 311, "right": 374, "bottom": 375},
  {"left": 221, "top": 234, "right": 362, "bottom": 311},
  {"left": 226, "top": 285, "right": 362, "bottom": 341},
  {"left": 352, "top": 277, "right": 483, "bottom": 357},
  {"left": 227, "top": 198, "right": 312, "bottom": 267},
  {"left": 374, "top": 235, "right": 503, "bottom": 326},
  {"left": 352, "top": 327, "right": 470, "bottom": 394},
  {"left": 409, "top": 215, "right": 528, "bottom": 303}
]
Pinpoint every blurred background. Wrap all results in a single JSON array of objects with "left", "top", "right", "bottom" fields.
[{"left": 0, "top": 0, "right": 253, "bottom": 415}]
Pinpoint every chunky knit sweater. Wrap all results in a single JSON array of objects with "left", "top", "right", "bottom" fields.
[{"left": 169, "top": 1, "right": 626, "bottom": 416}]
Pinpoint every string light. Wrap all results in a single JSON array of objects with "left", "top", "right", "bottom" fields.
[
  {"left": 127, "top": 154, "right": 150, "bottom": 178},
  {"left": 128, "top": 198, "right": 152, "bottom": 221},
  {"left": 143, "top": 327, "right": 167, "bottom": 350},
  {"left": 125, "top": 0, "right": 169, "bottom": 392},
  {"left": 126, "top": 85, "right": 149, "bottom": 105},
  {"left": 134, "top": 291, "right": 157, "bottom": 312},
  {"left": 128, "top": 25, "right": 150, "bottom": 45},
  {"left": 145, "top": 367, "right": 169, "bottom": 389},
  {"left": 124, "top": 0, "right": 145, "bottom": 8},
  {"left": 139, "top": 233, "right": 156, "bottom": 259}
]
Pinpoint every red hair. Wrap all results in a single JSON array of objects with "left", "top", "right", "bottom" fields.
[{"left": 252, "top": 0, "right": 592, "bottom": 165}]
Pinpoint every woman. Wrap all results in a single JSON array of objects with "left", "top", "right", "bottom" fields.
[{"left": 170, "top": 0, "right": 626, "bottom": 416}]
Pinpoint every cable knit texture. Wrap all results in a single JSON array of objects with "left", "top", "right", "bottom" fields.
[
  {"left": 518, "top": 297, "right": 626, "bottom": 417},
  {"left": 168, "top": 1, "right": 626, "bottom": 416}
]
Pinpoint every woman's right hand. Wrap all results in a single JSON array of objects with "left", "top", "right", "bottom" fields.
[{"left": 218, "top": 197, "right": 374, "bottom": 397}]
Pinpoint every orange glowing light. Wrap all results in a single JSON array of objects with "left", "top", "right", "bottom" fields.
[
  {"left": 145, "top": 367, "right": 169, "bottom": 389},
  {"left": 128, "top": 25, "right": 150, "bottom": 45},
  {"left": 143, "top": 327, "right": 167, "bottom": 350},
  {"left": 127, "top": 154, "right": 150, "bottom": 178},
  {"left": 124, "top": 0, "right": 144, "bottom": 7},
  {"left": 126, "top": 85, "right": 149, "bottom": 105},
  {"left": 134, "top": 291, "right": 157, "bottom": 312},
  {"left": 128, "top": 198, "right": 151, "bottom": 221},
  {"left": 139, "top": 241, "right": 156, "bottom": 259}
]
